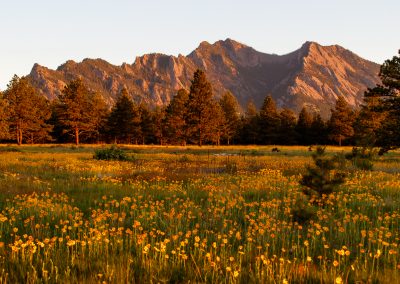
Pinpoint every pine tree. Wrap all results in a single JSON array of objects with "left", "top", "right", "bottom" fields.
[
  {"left": 295, "top": 107, "right": 314, "bottom": 145},
  {"left": 363, "top": 50, "right": 400, "bottom": 153},
  {"left": 138, "top": 102, "right": 154, "bottom": 144},
  {"left": 185, "top": 69, "right": 216, "bottom": 146},
  {"left": 151, "top": 106, "right": 166, "bottom": 145},
  {"left": 278, "top": 108, "right": 297, "bottom": 145},
  {"left": 164, "top": 89, "right": 189, "bottom": 145},
  {"left": 328, "top": 96, "right": 355, "bottom": 146},
  {"left": 25, "top": 94, "right": 53, "bottom": 144},
  {"left": 310, "top": 113, "right": 327, "bottom": 145},
  {"left": 56, "top": 78, "right": 99, "bottom": 145},
  {"left": 208, "top": 101, "right": 226, "bottom": 146},
  {"left": 0, "top": 92, "right": 10, "bottom": 140},
  {"left": 86, "top": 93, "right": 109, "bottom": 143},
  {"left": 259, "top": 95, "right": 280, "bottom": 145},
  {"left": 219, "top": 91, "right": 240, "bottom": 145},
  {"left": 239, "top": 100, "right": 259, "bottom": 144},
  {"left": 353, "top": 96, "right": 385, "bottom": 147},
  {"left": 3, "top": 75, "right": 52, "bottom": 145},
  {"left": 300, "top": 146, "right": 346, "bottom": 202},
  {"left": 107, "top": 88, "right": 140, "bottom": 144}
]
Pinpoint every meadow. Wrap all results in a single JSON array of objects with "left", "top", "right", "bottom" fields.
[{"left": 0, "top": 145, "right": 399, "bottom": 283}]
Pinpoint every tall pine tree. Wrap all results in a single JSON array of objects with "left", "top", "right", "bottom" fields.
[
  {"left": 56, "top": 78, "right": 99, "bottom": 145},
  {"left": 296, "top": 107, "right": 314, "bottom": 145},
  {"left": 219, "top": 91, "right": 240, "bottom": 145},
  {"left": 259, "top": 95, "right": 280, "bottom": 145},
  {"left": 328, "top": 96, "right": 355, "bottom": 146},
  {"left": 185, "top": 69, "right": 216, "bottom": 146},
  {"left": 363, "top": 50, "right": 400, "bottom": 153},
  {"left": 3, "top": 75, "right": 52, "bottom": 145},
  {"left": 164, "top": 89, "right": 189, "bottom": 145},
  {"left": 107, "top": 88, "right": 140, "bottom": 144}
]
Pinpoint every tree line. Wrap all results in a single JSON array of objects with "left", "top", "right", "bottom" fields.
[{"left": 0, "top": 50, "right": 399, "bottom": 151}]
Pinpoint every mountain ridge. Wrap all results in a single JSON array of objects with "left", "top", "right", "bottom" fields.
[{"left": 28, "top": 39, "right": 380, "bottom": 118}]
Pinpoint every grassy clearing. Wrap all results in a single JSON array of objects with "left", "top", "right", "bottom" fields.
[{"left": 0, "top": 145, "right": 399, "bottom": 283}]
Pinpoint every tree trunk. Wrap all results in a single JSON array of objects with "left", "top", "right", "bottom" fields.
[
  {"left": 16, "top": 129, "right": 20, "bottom": 145},
  {"left": 75, "top": 127, "right": 79, "bottom": 145},
  {"left": 199, "top": 128, "right": 202, "bottom": 146},
  {"left": 18, "top": 128, "right": 23, "bottom": 146}
]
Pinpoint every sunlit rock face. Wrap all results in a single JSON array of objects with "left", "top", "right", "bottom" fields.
[{"left": 28, "top": 39, "right": 379, "bottom": 118}]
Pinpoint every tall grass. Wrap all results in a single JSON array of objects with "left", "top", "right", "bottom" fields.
[{"left": 0, "top": 145, "right": 399, "bottom": 282}]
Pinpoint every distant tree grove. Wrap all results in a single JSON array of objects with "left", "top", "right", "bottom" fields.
[{"left": 0, "top": 49, "right": 399, "bottom": 153}]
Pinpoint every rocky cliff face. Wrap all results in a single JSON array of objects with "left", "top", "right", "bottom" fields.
[{"left": 28, "top": 39, "right": 380, "bottom": 117}]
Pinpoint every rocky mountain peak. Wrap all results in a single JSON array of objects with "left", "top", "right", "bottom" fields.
[{"left": 27, "top": 39, "right": 380, "bottom": 118}]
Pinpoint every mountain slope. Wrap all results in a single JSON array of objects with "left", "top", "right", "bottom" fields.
[{"left": 28, "top": 39, "right": 380, "bottom": 117}]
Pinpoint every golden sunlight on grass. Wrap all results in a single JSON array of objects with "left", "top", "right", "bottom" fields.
[{"left": 0, "top": 145, "right": 399, "bottom": 282}]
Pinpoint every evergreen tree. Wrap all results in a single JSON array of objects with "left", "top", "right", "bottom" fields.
[
  {"left": 25, "top": 95, "right": 53, "bottom": 144},
  {"left": 295, "top": 107, "right": 314, "bottom": 145},
  {"left": 310, "top": 113, "right": 327, "bottom": 145},
  {"left": 0, "top": 92, "right": 10, "bottom": 140},
  {"left": 164, "top": 89, "right": 189, "bottom": 145},
  {"left": 86, "top": 93, "right": 109, "bottom": 143},
  {"left": 219, "top": 91, "right": 240, "bottom": 145},
  {"left": 56, "top": 78, "right": 99, "bottom": 145},
  {"left": 208, "top": 101, "right": 226, "bottom": 146},
  {"left": 138, "top": 102, "right": 152, "bottom": 144},
  {"left": 363, "top": 50, "right": 400, "bottom": 153},
  {"left": 239, "top": 100, "right": 259, "bottom": 144},
  {"left": 328, "top": 96, "right": 355, "bottom": 146},
  {"left": 259, "top": 95, "right": 280, "bottom": 144},
  {"left": 107, "top": 88, "right": 140, "bottom": 144},
  {"left": 3, "top": 75, "right": 52, "bottom": 145},
  {"left": 185, "top": 69, "right": 216, "bottom": 146},
  {"left": 353, "top": 96, "right": 385, "bottom": 147},
  {"left": 151, "top": 106, "right": 166, "bottom": 145},
  {"left": 278, "top": 108, "right": 297, "bottom": 145}
]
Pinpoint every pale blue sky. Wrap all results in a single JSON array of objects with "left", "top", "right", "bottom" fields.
[{"left": 1, "top": 0, "right": 399, "bottom": 90}]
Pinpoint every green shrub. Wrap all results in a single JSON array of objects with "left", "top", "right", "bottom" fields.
[
  {"left": 345, "top": 147, "right": 376, "bottom": 170},
  {"left": 93, "top": 145, "right": 132, "bottom": 161}
]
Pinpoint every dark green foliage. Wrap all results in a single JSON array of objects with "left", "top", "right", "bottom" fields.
[
  {"left": 300, "top": 146, "right": 346, "bottom": 201},
  {"left": 219, "top": 91, "right": 241, "bottom": 145},
  {"left": 310, "top": 113, "right": 327, "bottom": 145},
  {"left": 239, "top": 100, "right": 259, "bottom": 144},
  {"left": 164, "top": 89, "right": 189, "bottom": 145},
  {"left": 107, "top": 88, "right": 141, "bottom": 144},
  {"left": 185, "top": 70, "right": 221, "bottom": 146},
  {"left": 328, "top": 96, "right": 355, "bottom": 146},
  {"left": 259, "top": 95, "right": 280, "bottom": 144},
  {"left": 293, "top": 147, "right": 347, "bottom": 224},
  {"left": 3, "top": 75, "right": 52, "bottom": 145},
  {"left": 278, "top": 108, "right": 297, "bottom": 145},
  {"left": 56, "top": 78, "right": 104, "bottom": 145},
  {"left": 295, "top": 107, "right": 314, "bottom": 145},
  {"left": 345, "top": 147, "right": 377, "bottom": 171},
  {"left": 363, "top": 50, "right": 400, "bottom": 154},
  {"left": 93, "top": 145, "right": 132, "bottom": 161},
  {"left": 291, "top": 199, "right": 317, "bottom": 224}
]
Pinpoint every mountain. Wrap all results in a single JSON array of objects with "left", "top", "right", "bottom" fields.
[{"left": 28, "top": 39, "right": 380, "bottom": 118}]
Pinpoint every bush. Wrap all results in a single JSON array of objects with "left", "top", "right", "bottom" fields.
[
  {"left": 345, "top": 147, "right": 376, "bottom": 170},
  {"left": 94, "top": 145, "right": 132, "bottom": 161},
  {"left": 300, "top": 146, "right": 346, "bottom": 202}
]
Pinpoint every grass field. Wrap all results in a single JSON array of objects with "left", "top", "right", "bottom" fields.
[{"left": 0, "top": 144, "right": 399, "bottom": 283}]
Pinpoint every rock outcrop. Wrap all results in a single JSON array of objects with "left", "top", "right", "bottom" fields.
[{"left": 28, "top": 39, "right": 380, "bottom": 117}]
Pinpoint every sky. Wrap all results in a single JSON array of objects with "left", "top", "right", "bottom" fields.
[{"left": 0, "top": 0, "right": 399, "bottom": 90}]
